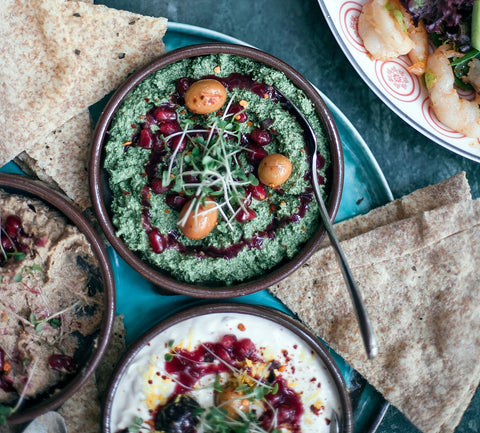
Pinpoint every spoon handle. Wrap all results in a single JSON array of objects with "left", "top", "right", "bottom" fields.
[
  {"left": 274, "top": 87, "right": 377, "bottom": 359},
  {"left": 312, "top": 158, "right": 378, "bottom": 360}
]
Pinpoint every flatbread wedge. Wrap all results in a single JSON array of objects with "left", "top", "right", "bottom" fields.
[
  {"left": 320, "top": 171, "right": 471, "bottom": 247},
  {"left": 270, "top": 173, "right": 480, "bottom": 433},
  {"left": 15, "top": 109, "right": 94, "bottom": 210},
  {"left": 0, "top": 0, "right": 168, "bottom": 167}
]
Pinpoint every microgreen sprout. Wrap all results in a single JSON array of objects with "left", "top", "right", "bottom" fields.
[
  {"left": 13, "top": 264, "right": 42, "bottom": 283},
  {"left": 28, "top": 300, "right": 81, "bottom": 333},
  {"left": 159, "top": 95, "right": 258, "bottom": 230},
  {"left": 126, "top": 416, "right": 146, "bottom": 432}
]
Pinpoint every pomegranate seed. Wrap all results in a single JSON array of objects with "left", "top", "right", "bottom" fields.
[
  {"left": 5, "top": 215, "right": 22, "bottom": 238},
  {"left": 165, "top": 194, "right": 188, "bottom": 211},
  {"left": 176, "top": 77, "right": 193, "bottom": 97},
  {"left": 245, "top": 144, "right": 268, "bottom": 163},
  {"left": 250, "top": 128, "right": 271, "bottom": 146},
  {"left": 245, "top": 184, "right": 267, "bottom": 201},
  {"left": 213, "top": 344, "right": 232, "bottom": 363},
  {"left": 139, "top": 128, "right": 154, "bottom": 149},
  {"left": 168, "top": 135, "right": 186, "bottom": 153},
  {"left": 151, "top": 177, "right": 171, "bottom": 194},
  {"left": 148, "top": 228, "right": 165, "bottom": 254},
  {"left": 49, "top": 354, "right": 76, "bottom": 373},
  {"left": 221, "top": 334, "right": 237, "bottom": 349},
  {"left": 0, "top": 376, "right": 14, "bottom": 393},
  {"left": 153, "top": 105, "right": 177, "bottom": 122},
  {"left": 159, "top": 121, "right": 181, "bottom": 136},
  {"left": 233, "top": 338, "right": 255, "bottom": 360},
  {"left": 235, "top": 208, "right": 257, "bottom": 223},
  {"left": 260, "top": 118, "right": 274, "bottom": 129},
  {"left": 227, "top": 103, "right": 247, "bottom": 123},
  {"left": 1, "top": 236, "right": 14, "bottom": 253}
]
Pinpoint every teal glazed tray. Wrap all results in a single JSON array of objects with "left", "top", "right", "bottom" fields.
[{"left": 1, "top": 22, "right": 394, "bottom": 433}]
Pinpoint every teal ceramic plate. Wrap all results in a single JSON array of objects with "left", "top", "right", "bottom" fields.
[{"left": 1, "top": 22, "right": 393, "bottom": 433}]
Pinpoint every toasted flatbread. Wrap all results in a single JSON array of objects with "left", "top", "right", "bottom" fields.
[
  {"left": 57, "top": 375, "right": 101, "bottom": 433},
  {"left": 15, "top": 109, "right": 93, "bottom": 210},
  {"left": 57, "top": 315, "right": 126, "bottom": 433},
  {"left": 94, "top": 314, "right": 127, "bottom": 395},
  {"left": 320, "top": 171, "right": 471, "bottom": 247},
  {"left": 0, "top": 0, "right": 167, "bottom": 167},
  {"left": 270, "top": 175, "right": 480, "bottom": 433}
]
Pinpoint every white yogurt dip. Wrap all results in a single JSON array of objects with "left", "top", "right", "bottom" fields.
[{"left": 109, "top": 311, "right": 343, "bottom": 433}]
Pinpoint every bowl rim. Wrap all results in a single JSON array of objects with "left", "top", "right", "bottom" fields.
[
  {"left": 0, "top": 172, "right": 116, "bottom": 425},
  {"left": 102, "top": 302, "right": 353, "bottom": 433},
  {"left": 90, "top": 42, "right": 344, "bottom": 298}
]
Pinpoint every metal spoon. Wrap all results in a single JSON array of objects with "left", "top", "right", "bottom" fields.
[
  {"left": 276, "top": 88, "right": 378, "bottom": 360},
  {"left": 330, "top": 409, "right": 341, "bottom": 433},
  {"left": 22, "top": 411, "right": 68, "bottom": 433}
]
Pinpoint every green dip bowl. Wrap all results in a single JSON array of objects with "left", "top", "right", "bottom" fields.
[{"left": 90, "top": 43, "right": 344, "bottom": 298}]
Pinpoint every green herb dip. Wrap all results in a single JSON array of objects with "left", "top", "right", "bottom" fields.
[{"left": 104, "top": 54, "right": 330, "bottom": 285}]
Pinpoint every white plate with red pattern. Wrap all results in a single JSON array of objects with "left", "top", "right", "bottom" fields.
[{"left": 317, "top": 0, "right": 480, "bottom": 162}]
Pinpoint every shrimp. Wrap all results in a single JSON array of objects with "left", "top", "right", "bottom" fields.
[
  {"left": 425, "top": 45, "right": 480, "bottom": 138},
  {"left": 406, "top": 19, "right": 428, "bottom": 75},
  {"left": 358, "top": 0, "right": 428, "bottom": 75}
]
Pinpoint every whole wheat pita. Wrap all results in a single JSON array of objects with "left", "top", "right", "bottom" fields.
[
  {"left": 320, "top": 171, "right": 471, "bottom": 247},
  {"left": 58, "top": 315, "right": 126, "bottom": 433},
  {"left": 0, "top": 0, "right": 167, "bottom": 167},
  {"left": 270, "top": 175, "right": 480, "bottom": 433},
  {"left": 15, "top": 109, "right": 93, "bottom": 210}
]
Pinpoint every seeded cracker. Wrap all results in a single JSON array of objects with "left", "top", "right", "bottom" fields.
[{"left": 0, "top": 0, "right": 168, "bottom": 167}]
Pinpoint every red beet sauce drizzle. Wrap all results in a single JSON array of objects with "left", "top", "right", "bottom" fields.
[
  {"left": 157, "top": 334, "right": 304, "bottom": 432},
  {"left": 124, "top": 72, "right": 325, "bottom": 259}
]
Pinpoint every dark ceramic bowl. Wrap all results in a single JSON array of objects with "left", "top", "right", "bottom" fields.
[
  {"left": 90, "top": 43, "right": 344, "bottom": 298},
  {"left": 0, "top": 173, "right": 116, "bottom": 425},
  {"left": 102, "top": 302, "right": 353, "bottom": 433}
]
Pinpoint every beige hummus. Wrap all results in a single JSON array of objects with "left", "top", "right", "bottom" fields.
[{"left": 0, "top": 189, "right": 104, "bottom": 405}]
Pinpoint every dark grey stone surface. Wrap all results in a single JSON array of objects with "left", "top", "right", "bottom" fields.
[{"left": 97, "top": 1, "right": 480, "bottom": 431}]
